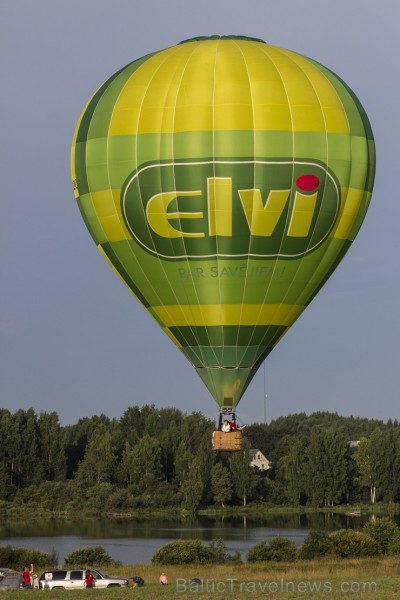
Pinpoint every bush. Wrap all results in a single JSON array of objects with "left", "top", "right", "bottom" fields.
[
  {"left": 208, "top": 539, "right": 241, "bottom": 564},
  {"left": 0, "top": 545, "right": 57, "bottom": 570},
  {"left": 152, "top": 540, "right": 213, "bottom": 565},
  {"left": 64, "top": 545, "right": 117, "bottom": 566},
  {"left": 248, "top": 537, "right": 297, "bottom": 563},
  {"left": 387, "top": 531, "right": 400, "bottom": 556},
  {"left": 247, "top": 541, "right": 270, "bottom": 563},
  {"left": 298, "top": 531, "right": 333, "bottom": 560},
  {"left": 330, "top": 530, "right": 379, "bottom": 558},
  {"left": 268, "top": 537, "right": 297, "bottom": 561},
  {"left": 362, "top": 517, "right": 398, "bottom": 554}
]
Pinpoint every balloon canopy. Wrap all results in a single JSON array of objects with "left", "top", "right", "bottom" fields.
[{"left": 71, "top": 36, "right": 375, "bottom": 412}]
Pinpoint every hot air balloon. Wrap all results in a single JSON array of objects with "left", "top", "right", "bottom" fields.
[{"left": 71, "top": 36, "right": 375, "bottom": 451}]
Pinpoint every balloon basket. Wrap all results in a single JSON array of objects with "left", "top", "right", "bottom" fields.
[{"left": 212, "top": 429, "right": 242, "bottom": 452}]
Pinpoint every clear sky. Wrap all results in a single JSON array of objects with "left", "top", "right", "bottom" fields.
[{"left": 1, "top": 0, "right": 399, "bottom": 426}]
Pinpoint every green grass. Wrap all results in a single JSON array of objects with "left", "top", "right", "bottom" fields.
[{"left": 7, "top": 558, "right": 400, "bottom": 599}]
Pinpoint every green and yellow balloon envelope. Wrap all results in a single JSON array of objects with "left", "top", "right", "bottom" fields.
[{"left": 71, "top": 36, "right": 375, "bottom": 413}]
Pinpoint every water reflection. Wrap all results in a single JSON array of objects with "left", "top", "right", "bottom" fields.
[{"left": 0, "top": 513, "right": 377, "bottom": 565}]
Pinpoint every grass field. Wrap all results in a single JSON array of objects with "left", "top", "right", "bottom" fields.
[{"left": 5, "top": 558, "right": 400, "bottom": 599}]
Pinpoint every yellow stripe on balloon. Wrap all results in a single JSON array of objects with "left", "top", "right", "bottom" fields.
[
  {"left": 91, "top": 189, "right": 131, "bottom": 241},
  {"left": 330, "top": 187, "right": 365, "bottom": 240},
  {"left": 272, "top": 47, "right": 350, "bottom": 134},
  {"left": 108, "top": 40, "right": 350, "bottom": 137},
  {"left": 151, "top": 303, "right": 304, "bottom": 328}
]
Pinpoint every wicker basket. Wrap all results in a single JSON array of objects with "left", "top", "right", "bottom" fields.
[{"left": 212, "top": 429, "right": 242, "bottom": 451}]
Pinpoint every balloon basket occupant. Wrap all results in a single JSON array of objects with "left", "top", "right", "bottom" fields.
[{"left": 212, "top": 409, "right": 243, "bottom": 451}]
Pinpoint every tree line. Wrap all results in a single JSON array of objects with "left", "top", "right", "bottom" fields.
[{"left": 0, "top": 406, "right": 399, "bottom": 513}]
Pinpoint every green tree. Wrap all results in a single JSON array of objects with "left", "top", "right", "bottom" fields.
[
  {"left": 229, "top": 438, "right": 258, "bottom": 506},
  {"left": 158, "top": 421, "right": 180, "bottom": 482},
  {"left": 118, "top": 442, "right": 136, "bottom": 486},
  {"left": 0, "top": 409, "right": 17, "bottom": 489},
  {"left": 323, "top": 428, "right": 349, "bottom": 504},
  {"left": 38, "top": 412, "right": 66, "bottom": 481},
  {"left": 181, "top": 457, "right": 204, "bottom": 513},
  {"left": 196, "top": 435, "right": 216, "bottom": 505},
  {"left": 305, "top": 428, "right": 349, "bottom": 506},
  {"left": 277, "top": 435, "right": 307, "bottom": 505},
  {"left": 354, "top": 436, "right": 376, "bottom": 503},
  {"left": 139, "top": 404, "right": 162, "bottom": 437},
  {"left": 211, "top": 462, "right": 232, "bottom": 507},
  {"left": 13, "top": 408, "right": 43, "bottom": 486},
  {"left": 63, "top": 415, "right": 111, "bottom": 478},
  {"left": 180, "top": 412, "right": 214, "bottom": 455},
  {"left": 367, "top": 428, "right": 400, "bottom": 503},
  {"left": 118, "top": 406, "right": 141, "bottom": 446},
  {"left": 76, "top": 428, "right": 115, "bottom": 485},
  {"left": 86, "top": 482, "right": 115, "bottom": 514},
  {"left": 173, "top": 441, "right": 194, "bottom": 486},
  {"left": 119, "top": 435, "right": 162, "bottom": 494},
  {"left": 305, "top": 431, "right": 328, "bottom": 506}
]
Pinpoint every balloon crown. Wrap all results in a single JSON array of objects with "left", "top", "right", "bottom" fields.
[{"left": 179, "top": 35, "right": 266, "bottom": 44}]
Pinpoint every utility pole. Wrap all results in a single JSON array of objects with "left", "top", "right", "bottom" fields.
[{"left": 263, "top": 362, "right": 267, "bottom": 423}]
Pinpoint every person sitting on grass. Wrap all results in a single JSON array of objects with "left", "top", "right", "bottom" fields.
[{"left": 131, "top": 576, "right": 144, "bottom": 587}]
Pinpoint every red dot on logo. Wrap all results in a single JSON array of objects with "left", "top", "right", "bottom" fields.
[{"left": 296, "top": 174, "right": 320, "bottom": 192}]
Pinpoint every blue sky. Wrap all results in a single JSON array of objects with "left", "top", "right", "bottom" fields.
[{"left": 1, "top": 0, "right": 399, "bottom": 426}]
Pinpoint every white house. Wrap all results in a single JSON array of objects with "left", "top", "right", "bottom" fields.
[
  {"left": 249, "top": 449, "right": 271, "bottom": 471},
  {"left": 349, "top": 440, "right": 360, "bottom": 449}
]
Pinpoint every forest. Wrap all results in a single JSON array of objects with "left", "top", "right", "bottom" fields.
[{"left": 0, "top": 405, "right": 399, "bottom": 515}]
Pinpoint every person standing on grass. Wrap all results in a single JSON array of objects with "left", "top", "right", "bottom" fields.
[
  {"left": 22, "top": 565, "right": 34, "bottom": 589},
  {"left": 85, "top": 570, "right": 94, "bottom": 588}
]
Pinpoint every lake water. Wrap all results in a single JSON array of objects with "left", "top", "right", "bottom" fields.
[{"left": 0, "top": 513, "right": 369, "bottom": 565}]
